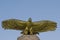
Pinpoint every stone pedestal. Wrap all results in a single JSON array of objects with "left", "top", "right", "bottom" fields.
[{"left": 17, "top": 35, "right": 40, "bottom": 40}]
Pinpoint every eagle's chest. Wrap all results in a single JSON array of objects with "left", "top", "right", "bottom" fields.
[{"left": 26, "top": 22, "right": 32, "bottom": 28}]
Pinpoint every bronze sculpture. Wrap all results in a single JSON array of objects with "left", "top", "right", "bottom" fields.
[{"left": 2, "top": 18, "right": 57, "bottom": 35}]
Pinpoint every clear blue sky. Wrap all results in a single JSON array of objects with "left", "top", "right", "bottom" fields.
[{"left": 0, "top": 0, "right": 60, "bottom": 40}]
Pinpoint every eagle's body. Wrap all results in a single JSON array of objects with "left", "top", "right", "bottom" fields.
[
  {"left": 2, "top": 18, "right": 57, "bottom": 35},
  {"left": 21, "top": 18, "right": 37, "bottom": 35}
]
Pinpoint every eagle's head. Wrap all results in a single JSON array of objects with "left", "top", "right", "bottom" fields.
[{"left": 28, "top": 17, "right": 32, "bottom": 23}]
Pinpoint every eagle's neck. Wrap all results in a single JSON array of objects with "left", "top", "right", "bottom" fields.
[{"left": 26, "top": 18, "right": 32, "bottom": 28}]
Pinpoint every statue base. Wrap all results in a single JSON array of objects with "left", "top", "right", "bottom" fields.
[{"left": 17, "top": 35, "right": 40, "bottom": 40}]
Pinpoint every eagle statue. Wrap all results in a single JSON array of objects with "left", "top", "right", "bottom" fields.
[{"left": 2, "top": 18, "right": 57, "bottom": 35}]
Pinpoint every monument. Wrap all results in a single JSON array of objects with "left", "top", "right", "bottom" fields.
[{"left": 2, "top": 18, "right": 57, "bottom": 40}]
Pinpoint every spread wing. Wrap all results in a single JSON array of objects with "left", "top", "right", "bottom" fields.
[
  {"left": 32, "top": 20, "right": 57, "bottom": 33},
  {"left": 2, "top": 19, "right": 27, "bottom": 30}
]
